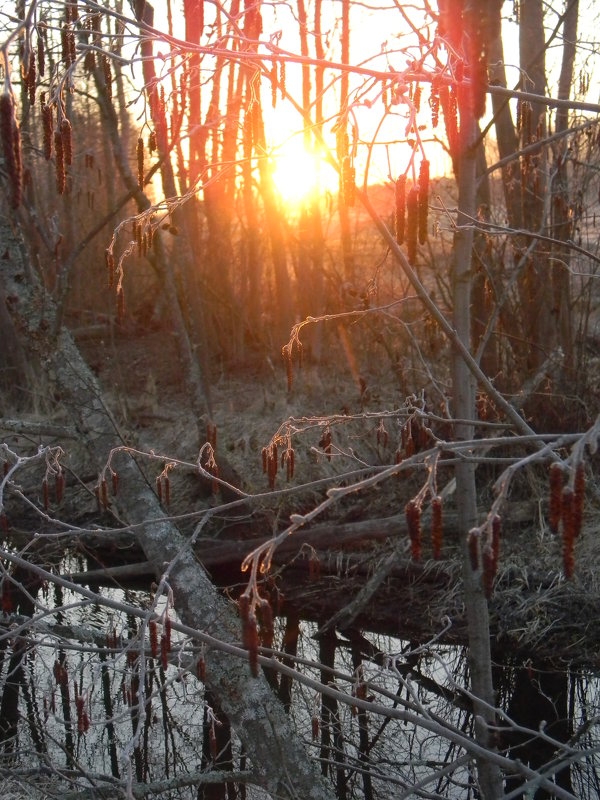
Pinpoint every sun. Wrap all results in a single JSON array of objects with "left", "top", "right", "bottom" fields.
[{"left": 270, "top": 140, "right": 337, "bottom": 207}]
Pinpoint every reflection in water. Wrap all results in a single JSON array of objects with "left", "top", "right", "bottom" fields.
[{"left": 1, "top": 575, "right": 600, "bottom": 799}]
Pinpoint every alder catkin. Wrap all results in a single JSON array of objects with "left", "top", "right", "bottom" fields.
[
  {"left": 431, "top": 496, "right": 443, "bottom": 559},
  {"left": 279, "top": 60, "right": 286, "bottom": 98},
  {"left": 60, "top": 117, "right": 72, "bottom": 166},
  {"left": 405, "top": 499, "right": 422, "bottom": 561},
  {"left": 406, "top": 186, "right": 419, "bottom": 263},
  {"left": 258, "top": 597, "right": 274, "bottom": 649},
  {"left": 149, "top": 620, "right": 158, "bottom": 657},
  {"left": 54, "top": 130, "right": 65, "bottom": 195},
  {"left": 395, "top": 175, "right": 406, "bottom": 245},
  {"left": 270, "top": 60, "right": 278, "bottom": 108},
  {"left": 418, "top": 159, "right": 429, "bottom": 244},
  {"left": 27, "top": 54, "right": 36, "bottom": 106},
  {"left": 429, "top": 83, "right": 439, "bottom": 128},
  {"left": 37, "top": 32, "right": 45, "bottom": 78},
  {"left": 136, "top": 136, "right": 144, "bottom": 189},
  {"left": 102, "top": 55, "right": 112, "bottom": 99},
  {"left": 42, "top": 102, "right": 53, "bottom": 160}
]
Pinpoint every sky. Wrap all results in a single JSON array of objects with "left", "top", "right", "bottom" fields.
[{"left": 152, "top": 0, "right": 596, "bottom": 204}]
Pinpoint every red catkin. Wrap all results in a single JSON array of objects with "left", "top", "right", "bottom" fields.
[
  {"left": 395, "top": 175, "right": 406, "bottom": 245},
  {"left": 60, "top": 117, "right": 72, "bottom": 166},
  {"left": 102, "top": 55, "right": 112, "bottom": 99},
  {"left": 37, "top": 32, "right": 45, "bottom": 78},
  {"left": 312, "top": 715, "right": 319, "bottom": 741},
  {"left": 431, "top": 496, "right": 443, "bottom": 559},
  {"left": 406, "top": 186, "right": 419, "bottom": 263},
  {"left": 405, "top": 499, "right": 422, "bottom": 561},
  {"left": 41, "top": 102, "right": 53, "bottom": 160},
  {"left": 258, "top": 597, "right": 274, "bottom": 649},
  {"left": 54, "top": 130, "right": 65, "bottom": 195},
  {"left": 136, "top": 136, "right": 144, "bottom": 189},
  {"left": 418, "top": 159, "right": 429, "bottom": 245},
  {"left": 149, "top": 620, "right": 158, "bottom": 658},
  {"left": 160, "top": 634, "right": 168, "bottom": 670},
  {"left": 561, "top": 487, "right": 575, "bottom": 579},
  {"left": 573, "top": 463, "right": 585, "bottom": 540}
]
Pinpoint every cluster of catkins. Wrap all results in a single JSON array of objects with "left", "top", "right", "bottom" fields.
[
  {"left": 282, "top": 338, "right": 303, "bottom": 392},
  {"left": 395, "top": 159, "right": 429, "bottom": 263},
  {"left": 262, "top": 440, "right": 295, "bottom": 487},
  {"left": 549, "top": 462, "right": 585, "bottom": 579},
  {"left": 148, "top": 613, "right": 173, "bottom": 671},
  {"left": 467, "top": 515, "right": 502, "bottom": 599},
  {"left": 41, "top": 469, "right": 65, "bottom": 510},
  {"left": 405, "top": 495, "right": 444, "bottom": 562},
  {"left": 238, "top": 593, "right": 274, "bottom": 677},
  {"left": 40, "top": 94, "right": 73, "bottom": 196},
  {"left": 270, "top": 59, "right": 286, "bottom": 108}
]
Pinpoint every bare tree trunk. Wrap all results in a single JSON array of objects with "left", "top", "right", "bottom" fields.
[
  {"left": 452, "top": 83, "right": 504, "bottom": 800},
  {"left": 337, "top": 0, "right": 354, "bottom": 283},
  {"left": 488, "top": 30, "right": 522, "bottom": 229},
  {"left": 552, "top": 0, "right": 579, "bottom": 366},
  {"left": 517, "top": 0, "right": 555, "bottom": 371}
]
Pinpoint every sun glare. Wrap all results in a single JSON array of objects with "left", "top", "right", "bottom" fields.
[{"left": 271, "top": 141, "right": 336, "bottom": 207}]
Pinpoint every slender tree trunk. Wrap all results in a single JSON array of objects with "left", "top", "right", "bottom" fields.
[
  {"left": 518, "top": 0, "right": 555, "bottom": 371},
  {"left": 552, "top": 0, "right": 579, "bottom": 366},
  {"left": 488, "top": 30, "right": 522, "bottom": 229},
  {"left": 338, "top": 0, "right": 354, "bottom": 283},
  {"left": 452, "top": 98, "right": 504, "bottom": 799}
]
